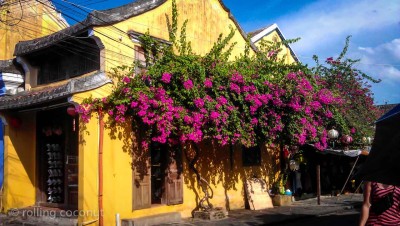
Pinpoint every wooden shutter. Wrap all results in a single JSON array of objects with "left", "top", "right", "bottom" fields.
[
  {"left": 165, "top": 148, "right": 183, "bottom": 205},
  {"left": 134, "top": 46, "right": 146, "bottom": 76},
  {"left": 132, "top": 165, "right": 151, "bottom": 210}
]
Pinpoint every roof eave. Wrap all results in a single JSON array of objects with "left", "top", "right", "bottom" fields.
[{"left": 250, "top": 24, "right": 299, "bottom": 63}]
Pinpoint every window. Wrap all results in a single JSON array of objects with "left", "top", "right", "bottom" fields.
[
  {"left": 36, "top": 39, "right": 101, "bottom": 85},
  {"left": 242, "top": 145, "right": 261, "bottom": 166},
  {"left": 132, "top": 142, "right": 183, "bottom": 210},
  {"left": 134, "top": 46, "right": 146, "bottom": 76}
]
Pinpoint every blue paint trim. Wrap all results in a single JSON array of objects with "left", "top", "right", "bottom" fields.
[
  {"left": 0, "top": 72, "right": 6, "bottom": 96},
  {"left": 0, "top": 120, "right": 4, "bottom": 188}
]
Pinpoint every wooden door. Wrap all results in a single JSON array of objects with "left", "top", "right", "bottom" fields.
[
  {"left": 132, "top": 157, "right": 151, "bottom": 210},
  {"left": 165, "top": 147, "right": 183, "bottom": 205}
]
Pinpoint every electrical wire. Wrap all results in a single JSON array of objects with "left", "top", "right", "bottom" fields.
[
  {"left": 4, "top": 12, "right": 136, "bottom": 62},
  {"left": 0, "top": 0, "right": 23, "bottom": 26},
  {"left": 43, "top": 0, "right": 252, "bottom": 51}
]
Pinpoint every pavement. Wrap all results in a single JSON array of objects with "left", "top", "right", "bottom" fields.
[
  {"left": 167, "top": 194, "right": 363, "bottom": 226},
  {"left": 0, "top": 194, "right": 363, "bottom": 226}
]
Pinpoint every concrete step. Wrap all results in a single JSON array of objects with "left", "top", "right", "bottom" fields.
[
  {"left": 3, "top": 208, "right": 78, "bottom": 226},
  {"left": 122, "top": 212, "right": 181, "bottom": 226}
]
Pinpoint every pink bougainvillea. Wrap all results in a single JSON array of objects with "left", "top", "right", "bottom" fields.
[{"left": 77, "top": 35, "right": 378, "bottom": 152}]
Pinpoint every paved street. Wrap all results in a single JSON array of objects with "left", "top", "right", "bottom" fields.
[
  {"left": 0, "top": 194, "right": 362, "bottom": 226},
  {"left": 277, "top": 209, "right": 359, "bottom": 226},
  {"left": 165, "top": 194, "right": 363, "bottom": 226}
]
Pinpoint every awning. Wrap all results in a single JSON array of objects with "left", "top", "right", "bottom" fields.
[
  {"left": 0, "top": 71, "right": 111, "bottom": 110},
  {"left": 356, "top": 104, "right": 400, "bottom": 186}
]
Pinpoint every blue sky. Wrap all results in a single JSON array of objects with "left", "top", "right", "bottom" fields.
[{"left": 55, "top": 0, "right": 400, "bottom": 105}]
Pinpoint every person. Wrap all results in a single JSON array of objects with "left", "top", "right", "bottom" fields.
[{"left": 359, "top": 181, "right": 400, "bottom": 226}]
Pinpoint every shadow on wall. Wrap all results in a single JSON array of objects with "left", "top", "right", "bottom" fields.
[
  {"left": 101, "top": 116, "right": 280, "bottom": 214},
  {"left": 182, "top": 141, "right": 280, "bottom": 214}
]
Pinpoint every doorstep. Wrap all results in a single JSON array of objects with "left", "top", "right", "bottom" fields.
[
  {"left": 2, "top": 206, "right": 78, "bottom": 226},
  {"left": 122, "top": 212, "right": 181, "bottom": 226}
]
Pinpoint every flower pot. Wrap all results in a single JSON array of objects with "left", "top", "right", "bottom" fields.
[{"left": 272, "top": 194, "right": 293, "bottom": 206}]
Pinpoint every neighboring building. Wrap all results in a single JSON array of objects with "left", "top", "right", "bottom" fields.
[
  {"left": 0, "top": 0, "right": 68, "bottom": 95},
  {"left": 0, "top": 0, "right": 288, "bottom": 225},
  {"left": 376, "top": 103, "right": 398, "bottom": 118},
  {"left": 249, "top": 23, "right": 298, "bottom": 64},
  {"left": 0, "top": 0, "right": 67, "bottom": 214},
  {"left": 0, "top": 0, "right": 69, "bottom": 60}
]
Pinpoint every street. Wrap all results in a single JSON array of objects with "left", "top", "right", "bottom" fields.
[{"left": 276, "top": 209, "right": 360, "bottom": 226}]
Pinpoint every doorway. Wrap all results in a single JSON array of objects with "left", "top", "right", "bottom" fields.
[{"left": 36, "top": 107, "right": 78, "bottom": 210}]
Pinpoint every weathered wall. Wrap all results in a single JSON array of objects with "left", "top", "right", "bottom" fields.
[
  {"left": 74, "top": 86, "right": 281, "bottom": 225},
  {"left": 2, "top": 113, "right": 36, "bottom": 209},
  {"left": 94, "top": 0, "right": 254, "bottom": 73},
  {"left": 1, "top": 0, "right": 280, "bottom": 224},
  {"left": 0, "top": 0, "right": 68, "bottom": 60},
  {"left": 73, "top": 1, "right": 274, "bottom": 225}
]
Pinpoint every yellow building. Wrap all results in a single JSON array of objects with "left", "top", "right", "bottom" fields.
[
  {"left": 0, "top": 0, "right": 69, "bottom": 60},
  {"left": 249, "top": 23, "right": 298, "bottom": 64},
  {"left": 0, "top": 1, "right": 286, "bottom": 225}
]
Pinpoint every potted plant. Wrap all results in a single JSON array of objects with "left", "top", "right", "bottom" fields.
[{"left": 272, "top": 173, "right": 292, "bottom": 206}]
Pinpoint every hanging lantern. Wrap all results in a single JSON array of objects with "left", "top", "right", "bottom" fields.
[
  {"left": 67, "top": 106, "right": 77, "bottom": 132},
  {"left": 67, "top": 106, "right": 77, "bottom": 117},
  {"left": 341, "top": 135, "right": 353, "bottom": 144},
  {"left": 9, "top": 116, "right": 22, "bottom": 128},
  {"left": 366, "top": 137, "right": 372, "bottom": 145},
  {"left": 328, "top": 128, "right": 339, "bottom": 139},
  {"left": 289, "top": 160, "right": 300, "bottom": 171}
]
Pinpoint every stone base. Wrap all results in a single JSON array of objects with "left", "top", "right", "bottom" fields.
[
  {"left": 271, "top": 195, "right": 293, "bottom": 206},
  {"left": 121, "top": 212, "right": 181, "bottom": 226},
  {"left": 193, "top": 208, "right": 226, "bottom": 221}
]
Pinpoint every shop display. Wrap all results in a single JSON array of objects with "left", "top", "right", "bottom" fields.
[{"left": 46, "top": 143, "right": 64, "bottom": 203}]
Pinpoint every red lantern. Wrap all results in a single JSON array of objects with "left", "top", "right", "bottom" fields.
[
  {"left": 67, "top": 106, "right": 77, "bottom": 132},
  {"left": 67, "top": 106, "right": 77, "bottom": 117},
  {"left": 341, "top": 135, "right": 353, "bottom": 144},
  {"left": 9, "top": 116, "right": 22, "bottom": 128}
]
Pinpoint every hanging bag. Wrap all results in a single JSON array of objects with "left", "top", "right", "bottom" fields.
[{"left": 370, "top": 186, "right": 395, "bottom": 215}]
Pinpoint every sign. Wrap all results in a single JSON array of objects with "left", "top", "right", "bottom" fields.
[{"left": 245, "top": 178, "right": 273, "bottom": 210}]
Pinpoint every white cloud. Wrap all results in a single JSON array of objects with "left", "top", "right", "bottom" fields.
[
  {"left": 276, "top": 0, "right": 400, "bottom": 53},
  {"left": 269, "top": 0, "right": 400, "bottom": 103},
  {"left": 357, "top": 39, "right": 400, "bottom": 82},
  {"left": 356, "top": 39, "right": 400, "bottom": 104}
]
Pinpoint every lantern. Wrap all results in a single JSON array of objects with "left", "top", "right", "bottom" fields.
[
  {"left": 289, "top": 160, "right": 300, "bottom": 171},
  {"left": 9, "top": 116, "right": 22, "bottom": 128},
  {"left": 328, "top": 128, "right": 339, "bottom": 139},
  {"left": 67, "top": 106, "right": 77, "bottom": 117},
  {"left": 341, "top": 135, "right": 353, "bottom": 144},
  {"left": 366, "top": 137, "right": 372, "bottom": 145},
  {"left": 67, "top": 106, "right": 77, "bottom": 132}
]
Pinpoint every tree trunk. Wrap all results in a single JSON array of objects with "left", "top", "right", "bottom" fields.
[{"left": 184, "top": 142, "right": 214, "bottom": 211}]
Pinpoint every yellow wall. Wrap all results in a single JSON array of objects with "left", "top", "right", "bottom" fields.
[
  {"left": 1, "top": 0, "right": 279, "bottom": 224},
  {"left": 70, "top": 107, "right": 280, "bottom": 225},
  {"left": 94, "top": 0, "right": 254, "bottom": 72},
  {"left": 77, "top": 113, "right": 100, "bottom": 225},
  {"left": 254, "top": 30, "right": 296, "bottom": 64},
  {"left": 2, "top": 113, "right": 36, "bottom": 209},
  {"left": 74, "top": 1, "right": 274, "bottom": 225},
  {"left": 0, "top": 0, "right": 68, "bottom": 60},
  {"left": 72, "top": 84, "right": 281, "bottom": 225}
]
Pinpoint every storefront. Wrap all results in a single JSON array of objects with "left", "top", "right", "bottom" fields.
[{"left": 35, "top": 107, "right": 79, "bottom": 210}]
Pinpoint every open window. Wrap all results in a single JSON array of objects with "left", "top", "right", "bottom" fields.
[{"left": 242, "top": 145, "right": 261, "bottom": 166}]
